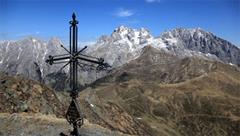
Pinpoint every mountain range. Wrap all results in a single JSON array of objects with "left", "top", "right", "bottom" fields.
[
  {"left": 0, "top": 26, "right": 239, "bottom": 90},
  {"left": 0, "top": 26, "right": 240, "bottom": 136}
]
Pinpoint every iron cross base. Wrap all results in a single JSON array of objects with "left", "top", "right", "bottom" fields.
[{"left": 60, "top": 95, "right": 84, "bottom": 136}]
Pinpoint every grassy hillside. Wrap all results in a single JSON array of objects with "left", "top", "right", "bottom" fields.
[{"left": 78, "top": 46, "right": 240, "bottom": 136}]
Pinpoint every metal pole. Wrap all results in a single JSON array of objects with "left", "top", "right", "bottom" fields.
[
  {"left": 69, "top": 24, "right": 73, "bottom": 93},
  {"left": 70, "top": 13, "right": 79, "bottom": 98},
  {"left": 70, "top": 13, "right": 80, "bottom": 136}
]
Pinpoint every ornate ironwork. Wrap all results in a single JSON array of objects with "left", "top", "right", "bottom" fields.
[{"left": 46, "top": 13, "right": 110, "bottom": 136}]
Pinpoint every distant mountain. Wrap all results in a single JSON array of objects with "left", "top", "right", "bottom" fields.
[
  {"left": 0, "top": 26, "right": 239, "bottom": 90},
  {"left": 88, "top": 26, "right": 240, "bottom": 68},
  {"left": 161, "top": 28, "right": 240, "bottom": 65},
  {"left": 0, "top": 37, "right": 74, "bottom": 91},
  {"left": 0, "top": 37, "right": 65, "bottom": 82}
]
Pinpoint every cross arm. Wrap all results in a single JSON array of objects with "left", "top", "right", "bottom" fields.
[
  {"left": 76, "top": 56, "right": 103, "bottom": 65},
  {"left": 75, "top": 46, "right": 87, "bottom": 56},
  {"left": 76, "top": 55, "right": 111, "bottom": 70},
  {"left": 46, "top": 55, "right": 71, "bottom": 65}
]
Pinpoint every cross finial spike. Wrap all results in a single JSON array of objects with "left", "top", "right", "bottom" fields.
[{"left": 72, "top": 12, "right": 76, "bottom": 20}]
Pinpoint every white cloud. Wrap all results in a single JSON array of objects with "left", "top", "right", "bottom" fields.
[
  {"left": 115, "top": 8, "right": 134, "bottom": 17},
  {"left": 145, "top": 0, "right": 161, "bottom": 3}
]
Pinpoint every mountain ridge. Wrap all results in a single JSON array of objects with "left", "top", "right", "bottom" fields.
[{"left": 0, "top": 26, "right": 239, "bottom": 90}]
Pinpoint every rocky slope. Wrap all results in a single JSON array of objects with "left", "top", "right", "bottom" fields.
[
  {"left": 0, "top": 72, "right": 65, "bottom": 116},
  {"left": 0, "top": 72, "right": 131, "bottom": 136}
]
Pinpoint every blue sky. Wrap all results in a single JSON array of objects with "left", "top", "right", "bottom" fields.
[{"left": 0, "top": 0, "right": 239, "bottom": 46}]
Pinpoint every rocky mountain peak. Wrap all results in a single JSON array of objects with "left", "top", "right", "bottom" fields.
[
  {"left": 110, "top": 26, "right": 153, "bottom": 45},
  {"left": 114, "top": 25, "right": 130, "bottom": 36},
  {"left": 161, "top": 27, "right": 209, "bottom": 40}
]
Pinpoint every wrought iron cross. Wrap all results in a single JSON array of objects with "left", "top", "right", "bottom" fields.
[{"left": 46, "top": 13, "right": 110, "bottom": 136}]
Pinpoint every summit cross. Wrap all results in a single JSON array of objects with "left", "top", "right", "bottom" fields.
[{"left": 46, "top": 13, "right": 110, "bottom": 136}]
